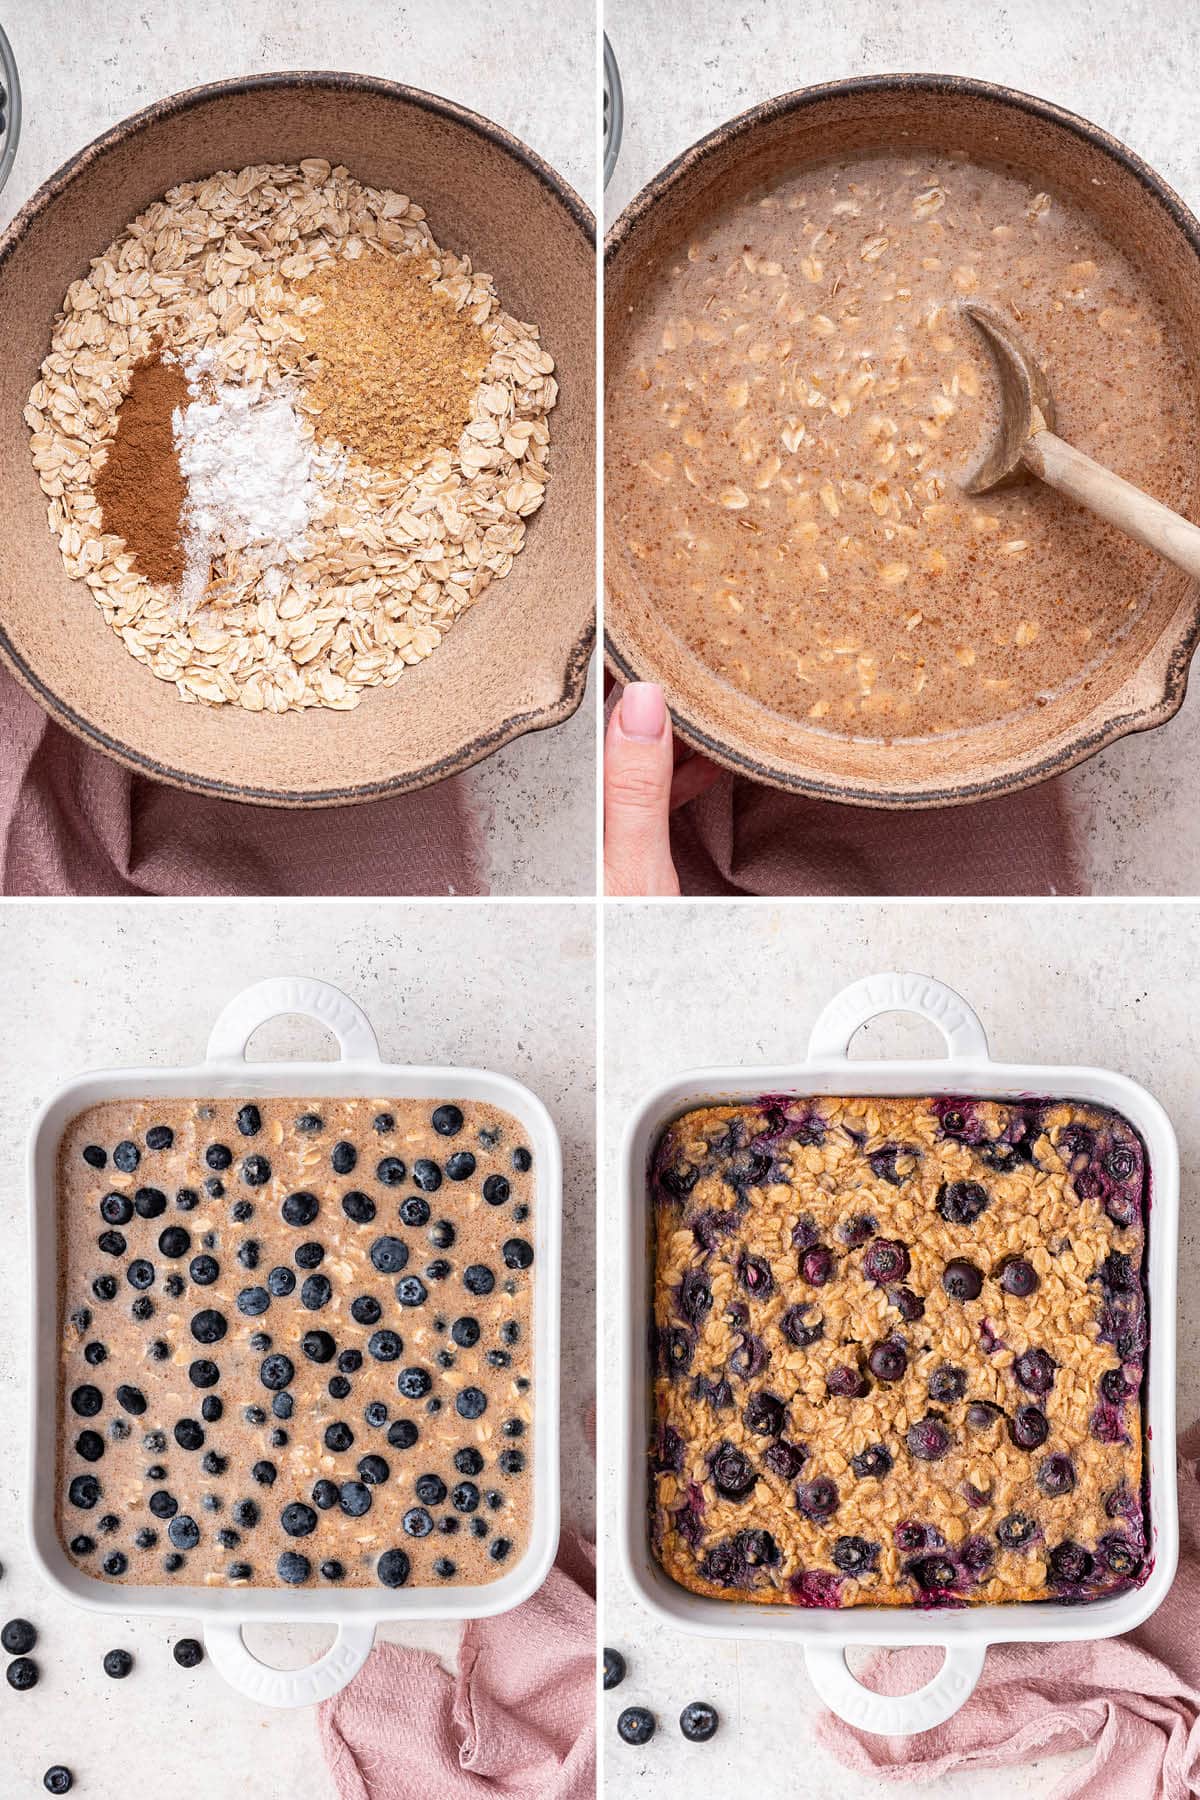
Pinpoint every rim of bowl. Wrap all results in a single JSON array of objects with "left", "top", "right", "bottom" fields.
[
  {"left": 604, "top": 71, "right": 1200, "bottom": 809},
  {"left": 0, "top": 69, "right": 595, "bottom": 808},
  {"left": 0, "top": 23, "right": 22, "bottom": 199}
]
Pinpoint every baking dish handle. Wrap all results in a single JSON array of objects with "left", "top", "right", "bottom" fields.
[
  {"left": 206, "top": 976, "right": 381, "bottom": 1066},
  {"left": 807, "top": 973, "right": 990, "bottom": 1064},
  {"left": 203, "top": 1618, "right": 376, "bottom": 1707},
  {"left": 805, "top": 1639, "right": 986, "bottom": 1734}
]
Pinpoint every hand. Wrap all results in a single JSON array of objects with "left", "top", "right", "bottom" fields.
[{"left": 604, "top": 682, "right": 721, "bottom": 896}]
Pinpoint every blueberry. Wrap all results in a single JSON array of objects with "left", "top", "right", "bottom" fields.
[
  {"left": 100, "top": 1192, "right": 134, "bottom": 1225},
  {"left": 603, "top": 1647, "right": 626, "bottom": 1690},
  {"left": 158, "top": 1226, "right": 191, "bottom": 1259},
  {"left": 1014, "top": 1349, "right": 1056, "bottom": 1394},
  {"left": 1038, "top": 1452, "right": 1077, "bottom": 1497},
  {"left": 937, "top": 1180, "right": 991, "bottom": 1226},
  {"left": 83, "top": 1145, "right": 107, "bottom": 1169},
  {"left": 204, "top": 1179, "right": 225, "bottom": 1200},
  {"left": 795, "top": 1477, "right": 839, "bottom": 1521},
  {"left": 236, "top": 1105, "right": 262, "bottom": 1137},
  {"left": 267, "top": 1265, "right": 296, "bottom": 1297},
  {"left": 113, "top": 1141, "right": 140, "bottom": 1174},
  {"left": 488, "top": 1538, "right": 511, "bottom": 1562},
  {"left": 282, "top": 1190, "right": 319, "bottom": 1227},
  {"left": 445, "top": 1151, "right": 476, "bottom": 1182},
  {"left": 340, "top": 1481, "right": 373, "bottom": 1519},
  {"left": 403, "top": 1506, "right": 433, "bottom": 1538},
  {"left": 928, "top": 1363, "right": 967, "bottom": 1403},
  {"left": 1, "top": 1619, "right": 37, "bottom": 1654},
  {"left": 70, "top": 1384, "right": 103, "bottom": 1417},
  {"left": 432, "top": 1105, "right": 464, "bottom": 1137},
  {"left": 295, "top": 1113, "right": 324, "bottom": 1134},
  {"left": 328, "top": 1376, "right": 352, "bottom": 1400},
  {"left": 832, "top": 1535, "right": 880, "bottom": 1574},
  {"left": 501, "top": 1322, "right": 520, "bottom": 1347},
  {"left": 206, "top": 1144, "right": 233, "bottom": 1171},
  {"left": 175, "top": 1188, "right": 199, "bottom": 1212},
  {"left": 338, "top": 1348, "right": 364, "bottom": 1374},
  {"left": 44, "top": 1766, "right": 73, "bottom": 1793},
  {"left": 103, "top": 1647, "right": 133, "bottom": 1679},
  {"left": 301, "top": 1331, "right": 336, "bottom": 1364},
  {"left": 301, "top": 1274, "right": 332, "bottom": 1310},
  {"left": 618, "top": 1706, "right": 656, "bottom": 1746},
  {"left": 277, "top": 1551, "right": 311, "bottom": 1585},
  {"left": 999, "top": 1257, "right": 1039, "bottom": 1297},
  {"left": 324, "top": 1422, "right": 354, "bottom": 1453},
  {"left": 168, "top": 1515, "right": 200, "bottom": 1550},
  {"left": 312, "top": 1478, "right": 340, "bottom": 1512},
  {"left": 189, "top": 1254, "right": 220, "bottom": 1286},
  {"left": 1048, "top": 1541, "right": 1094, "bottom": 1585},
  {"left": 906, "top": 1416, "right": 951, "bottom": 1461},
  {"left": 780, "top": 1304, "right": 824, "bottom": 1349},
  {"left": 498, "top": 1450, "right": 525, "bottom": 1475},
  {"left": 69, "top": 1535, "right": 95, "bottom": 1556},
  {"left": 463, "top": 1265, "right": 495, "bottom": 1297},
  {"left": 163, "top": 1554, "right": 184, "bottom": 1573},
  {"left": 127, "top": 1259, "right": 156, "bottom": 1290},
  {"left": 909, "top": 1555, "right": 957, "bottom": 1592},
  {"left": 241, "top": 1155, "right": 271, "bottom": 1187},
  {"left": 396, "top": 1277, "right": 428, "bottom": 1308},
  {"left": 433, "top": 1557, "right": 456, "bottom": 1579},
  {"left": 365, "top": 1400, "right": 389, "bottom": 1428},
  {"left": 454, "top": 1446, "right": 485, "bottom": 1476},
  {"left": 942, "top": 1259, "right": 983, "bottom": 1302},
  {"left": 8, "top": 1657, "right": 39, "bottom": 1690},
  {"left": 483, "top": 1175, "right": 511, "bottom": 1206},
  {"left": 377, "top": 1548, "right": 411, "bottom": 1588},
  {"left": 376, "top": 1157, "right": 408, "bottom": 1187},
  {"left": 826, "top": 1362, "right": 870, "bottom": 1399},
  {"left": 149, "top": 1490, "right": 179, "bottom": 1519},
  {"left": 967, "top": 1401, "right": 1002, "bottom": 1430},
  {"left": 97, "top": 1229, "right": 127, "bottom": 1257},
  {"left": 358, "top": 1454, "right": 389, "bottom": 1485},
  {"left": 368, "top": 1330, "right": 402, "bottom": 1363},
  {"left": 331, "top": 1141, "right": 357, "bottom": 1175},
  {"left": 280, "top": 1501, "right": 317, "bottom": 1538},
  {"left": 92, "top": 1275, "right": 118, "bottom": 1302},
  {"left": 321, "top": 1559, "right": 346, "bottom": 1581},
  {"left": 502, "top": 1237, "right": 534, "bottom": 1271},
  {"left": 374, "top": 1112, "right": 396, "bottom": 1135},
  {"left": 867, "top": 1340, "right": 907, "bottom": 1383},
  {"left": 457, "top": 1387, "right": 487, "bottom": 1420},
  {"left": 469, "top": 1518, "right": 488, "bottom": 1539},
  {"left": 233, "top": 1498, "right": 259, "bottom": 1528},
  {"left": 115, "top": 1383, "right": 147, "bottom": 1415},
  {"left": 201, "top": 1396, "right": 223, "bottom": 1423},
  {"left": 851, "top": 1443, "right": 894, "bottom": 1480},
  {"left": 170, "top": 1637, "right": 204, "bottom": 1670},
  {"left": 862, "top": 1238, "right": 911, "bottom": 1285},
  {"left": 429, "top": 1220, "right": 456, "bottom": 1251},
  {"left": 1010, "top": 1405, "right": 1049, "bottom": 1450},
  {"left": 132, "top": 1296, "right": 156, "bottom": 1320},
  {"left": 174, "top": 1418, "right": 205, "bottom": 1450},
  {"left": 512, "top": 1147, "right": 532, "bottom": 1173},
  {"left": 387, "top": 1420, "right": 419, "bottom": 1450},
  {"left": 191, "top": 1308, "right": 227, "bottom": 1344},
  {"left": 449, "top": 1317, "right": 480, "bottom": 1350},
  {"left": 342, "top": 1190, "right": 376, "bottom": 1224},
  {"left": 83, "top": 1342, "right": 108, "bottom": 1367}
]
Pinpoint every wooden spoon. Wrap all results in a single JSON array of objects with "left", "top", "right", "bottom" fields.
[{"left": 961, "top": 300, "right": 1200, "bottom": 580}]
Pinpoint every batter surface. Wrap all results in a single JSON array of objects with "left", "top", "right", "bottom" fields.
[
  {"left": 608, "top": 151, "right": 1200, "bottom": 738},
  {"left": 58, "top": 1097, "right": 535, "bottom": 1591}
]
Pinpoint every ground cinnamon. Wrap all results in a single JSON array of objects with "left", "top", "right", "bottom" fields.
[{"left": 94, "top": 349, "right": 189, "bottom": 585}]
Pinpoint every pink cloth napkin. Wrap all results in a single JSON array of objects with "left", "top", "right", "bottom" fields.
[
  {"left": 670, "top": 768, "right": 1079, "bottom": 896},
  {"left": 318, "top": 1533, "right": 596, "bottom": 1800},
  {"left": 817, "top": 1425, "right": 1200, "bottom": 1799},
  {"left": 0, "top": 665, "right": 484, "bottom": 896}
]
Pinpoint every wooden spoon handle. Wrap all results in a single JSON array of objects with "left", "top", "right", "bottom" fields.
[{"left": 1024, "top": 430, "right": 1200, "bottom": 581}]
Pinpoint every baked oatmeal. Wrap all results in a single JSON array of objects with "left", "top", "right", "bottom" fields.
[
  {"left": 58, "top": 1097, "right": 535, "bottom": 1590},
  {"left": 608, "top": 152, "right": 1199, "bottom": 738},
  {"left": 650, "top": 1095, "right": 1148, "bottom": 1607}
]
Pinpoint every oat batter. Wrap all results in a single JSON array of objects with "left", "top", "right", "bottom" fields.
[
  {"left": 608, "top": 152, "right": 1200, "bottom": 738},
  {"left": 57, "top": 1097, "right": 535, "bottom": 1590}
]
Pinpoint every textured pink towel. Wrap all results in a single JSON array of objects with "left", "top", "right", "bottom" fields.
[
  {"left": 817, "top": 1426, "right": 1200, "bottom": 1799},
  {"left": 319, "top": 1534, "right": 596, "bottom": 1800},
  {"left": 0, "top": 664, "right": 484, "bottom": 896}
]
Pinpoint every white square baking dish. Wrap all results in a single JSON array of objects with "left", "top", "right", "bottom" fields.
[
  {"left": 619, "top": 971, "right": 1178, "bottom": 1734},
  {"left": 28, "top": 976, "right": 562, "bottom": 1708}
]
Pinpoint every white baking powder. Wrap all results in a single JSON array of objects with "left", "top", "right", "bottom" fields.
[{"left": 173, "top": 351, "right": 322, "bottom": 610}]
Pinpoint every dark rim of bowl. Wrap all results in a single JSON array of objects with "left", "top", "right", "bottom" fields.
[
  {"left": 604, "top": 71, "right": 1200, "bottom": 809},
  {"left": 0, "top": 69, "right": 596, "bottom": 808}
]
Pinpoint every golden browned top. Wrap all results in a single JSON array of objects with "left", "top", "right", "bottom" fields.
[{"left": 650, "top": 1095, "right": 1147, "bottom": 1609}]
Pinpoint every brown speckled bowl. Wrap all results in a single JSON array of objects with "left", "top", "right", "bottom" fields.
[
  {"left": 0, "top": 72, "right": 595, "bottom": 806},
  {"left": 605, "top": 74, "right": 1200, "bottom": 808}
]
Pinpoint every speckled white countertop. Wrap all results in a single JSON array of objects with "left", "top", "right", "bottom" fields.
[
  {"left": 601, "top": 900, "right": 1200, "bottom": 1797},
  {"left": 0, "top": 0, "right": 597, "bottom": 898},
  {"left": 605, "top": 0, "right": 1200, "bottom": 897},
  {"left": 0, "top": 900, "right": 595, "bottom": 1798}
]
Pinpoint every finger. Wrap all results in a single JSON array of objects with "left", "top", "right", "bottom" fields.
[
  {"left": 670, "top": 751, "right": 723, "bottom": 812},
  {"left": 604, "top": 683, "right": 680, "bottom": 897}
]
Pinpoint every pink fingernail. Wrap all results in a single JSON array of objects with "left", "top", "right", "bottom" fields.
[{"left": 620, "top": 682, "right": 667, "bottom": 741}]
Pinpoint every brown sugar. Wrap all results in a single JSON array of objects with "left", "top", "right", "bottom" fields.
[
  {"left": 294, "top": 249, "right": 489, "bottom": 475},
  {"left": 94, "top": 349, "right": 189, "bottom": 586}
]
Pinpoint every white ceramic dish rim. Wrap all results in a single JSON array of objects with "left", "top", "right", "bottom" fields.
[
  {"left": 619, "top": 971, "right": 1179, "bottom": 1736},
  {"left": 27, "top": 975, "right": 563, "bottom": 1708}
]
